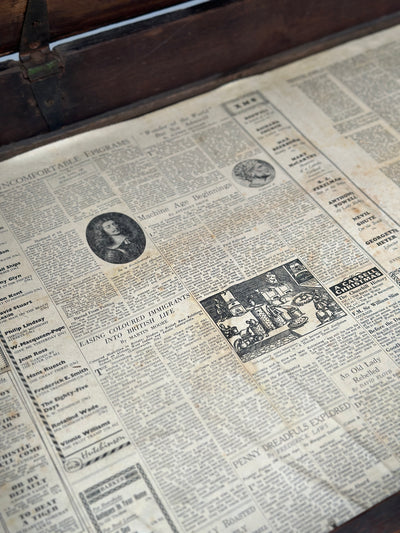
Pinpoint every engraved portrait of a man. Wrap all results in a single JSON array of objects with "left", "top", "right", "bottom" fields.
[{"left": 86, "top": 212, "right": 146, "bottom": 264}]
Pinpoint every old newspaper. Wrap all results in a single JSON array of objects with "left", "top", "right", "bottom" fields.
[{"left": 1, "top": 24, "right": 400, "bottom": 533}]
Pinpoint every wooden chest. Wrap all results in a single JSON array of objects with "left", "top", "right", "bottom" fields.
[{"left": 0, "top": 1, "right": 399, "bottom": 530}]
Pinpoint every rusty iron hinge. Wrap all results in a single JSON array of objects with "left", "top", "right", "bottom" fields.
[{"left": 19, "top": 0, "right": 64, "bottom": 130}]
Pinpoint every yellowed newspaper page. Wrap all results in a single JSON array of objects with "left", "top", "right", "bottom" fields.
[{"left": 0, "top": 24, "right": 399, "bottom": 533}]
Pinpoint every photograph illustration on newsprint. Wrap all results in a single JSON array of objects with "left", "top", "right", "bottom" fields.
[{"left": 201, "top": 260, "right": 346, "bottom": 362}]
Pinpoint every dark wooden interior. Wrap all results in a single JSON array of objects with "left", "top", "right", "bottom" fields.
[
  {"left": 0, "top": 0, "right": 184, "bottom": 57},
  {"left": 1, "top": 0, "right": 400, "bottom": 156}
]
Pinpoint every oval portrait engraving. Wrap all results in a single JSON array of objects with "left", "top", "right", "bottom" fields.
[
  {"left": 232, "top": 159, "right": 275, "bottom": 188},
  {"left": 86, "top": 212, "right": 146, "bottom": 264}
]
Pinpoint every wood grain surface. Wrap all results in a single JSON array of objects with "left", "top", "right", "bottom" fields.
[
  {"left": 0, "top": 0, "right": 184, "bottom": 56},
  {"left": 1, "top": 0, "right": 400, "bottom": 148}
]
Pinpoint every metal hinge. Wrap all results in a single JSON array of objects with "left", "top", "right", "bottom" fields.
[{"left": 19, "top": 0, "right": 64, "bottom": 130}]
